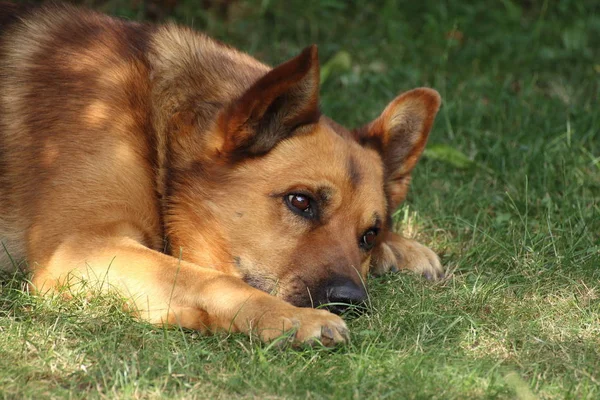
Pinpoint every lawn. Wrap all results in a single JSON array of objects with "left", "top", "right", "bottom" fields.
[{"left": 1, "top": 0, "right": 599, "bottom": 398}]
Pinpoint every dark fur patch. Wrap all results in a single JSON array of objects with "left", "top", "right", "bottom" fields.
[
  {"left": 242, "top": 273, "right": 272, "bottom": 294},
  {"left": 352, "top": 125, "right": 384, "bottom": 153},
  {"left": 0, "top": 2, "right": 34, "bottom": 35},
  {"left": 348, "top": 156, "right": 361, "bottom": 188}
]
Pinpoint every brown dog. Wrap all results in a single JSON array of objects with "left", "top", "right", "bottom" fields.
[{"left": 0, "top": 2, "right": 443, "bottom": 345}]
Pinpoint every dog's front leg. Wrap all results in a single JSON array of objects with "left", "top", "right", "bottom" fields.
[
  {"left": 29, "top": 232, "right": 349, "bottom": 345},
  {"left": 371, "top": 232, "right": 444, "bottom": 280}
]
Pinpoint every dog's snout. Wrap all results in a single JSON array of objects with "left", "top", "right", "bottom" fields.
[{"left": 325, "top": 278, "right": 367, "bottom": 315}]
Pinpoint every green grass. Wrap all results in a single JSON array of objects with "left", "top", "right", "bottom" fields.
[{"left": 1, "top": 0, "right": 599, "bottom": 398}]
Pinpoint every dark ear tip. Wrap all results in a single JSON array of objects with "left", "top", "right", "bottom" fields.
[{"left": 301, "top": 44, "right": 319, "bottom": 62}]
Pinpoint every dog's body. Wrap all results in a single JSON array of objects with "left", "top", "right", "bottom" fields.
[{"left": 0, "top": 2, "right": 443, "bottom": 345}]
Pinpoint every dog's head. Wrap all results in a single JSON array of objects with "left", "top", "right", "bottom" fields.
[{"left": 166, "top": 46, "right": 440, "bottom": 312}]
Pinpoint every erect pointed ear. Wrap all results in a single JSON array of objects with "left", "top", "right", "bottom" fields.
[
  {"left": 218, "top": 45, "right": 321, "bottom": 158},
  {"left": 355, "top": 88, "right": 441, "bottom": 210}
]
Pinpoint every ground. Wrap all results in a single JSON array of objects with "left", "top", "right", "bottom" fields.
[{"left": 1, "top": 0, "right": 598, "bottom": 398}]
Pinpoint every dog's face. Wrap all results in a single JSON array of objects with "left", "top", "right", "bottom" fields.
[
  {"left": 211, "top": 122, "right": 387, "bottom": 309},
  {"left": 166, "top": 46, "right": 440, "bottom": 311}
]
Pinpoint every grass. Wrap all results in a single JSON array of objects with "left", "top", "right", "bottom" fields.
[{"left": 1, "top": 0, "right": 599, "bottom": 398}]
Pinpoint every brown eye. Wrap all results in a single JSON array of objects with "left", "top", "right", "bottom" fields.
[
  {"left": 285, "top": 193, "right": 317, "bottom": 219},
  {"left": 360, "top": 230, "right": 378, "bottom": 250},
  {"left": 290, "top": 194, "right": 310, "bottom": 211}
]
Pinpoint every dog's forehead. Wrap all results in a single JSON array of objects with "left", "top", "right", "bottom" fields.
[
  {"left": 256, "top": 119, "right": 386, "bottom": 207},
  {"left": 320, "top": 117, "right": 385, "bottom": 181},
  {"left": 320, "top": 118, "right": 384, "bottom": 186},
  {"left": 322, "top": 120, "right": 387, "bottom": 216}
]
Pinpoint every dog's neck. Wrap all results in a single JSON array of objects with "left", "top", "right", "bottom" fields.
[{"left": 145, "top": 25, "right": 271, "bottom": 263}]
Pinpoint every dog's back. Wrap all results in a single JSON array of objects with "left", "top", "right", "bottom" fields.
[
  {"left": 0, "top": 1, "right": 32, "bottom": 267},
  {"left": 0, "top": 3, "right": 159, "bottom": 269}
]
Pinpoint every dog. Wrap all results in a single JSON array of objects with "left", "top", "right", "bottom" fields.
[{"left": 0, "top": 2, "right": 443, "bottom": 346}]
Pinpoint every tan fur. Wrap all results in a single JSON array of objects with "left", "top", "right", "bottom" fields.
[{"left": 0, "top": 2, "right": 443, "bottom": 345}]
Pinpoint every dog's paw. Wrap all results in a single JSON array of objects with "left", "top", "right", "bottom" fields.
[
  {"left": 371, "top": 232, "right": 445, "bottom": 280},
  {"left": 252, "top": 304, "right": 349, "bottom": 346}
]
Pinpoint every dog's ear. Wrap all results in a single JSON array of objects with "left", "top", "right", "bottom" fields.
[
  {"left": 355, "top": 88, "right": 441, "bottom": 210},
  {"left": 219, "top": 45, "right": 320, "bottom": 158}
]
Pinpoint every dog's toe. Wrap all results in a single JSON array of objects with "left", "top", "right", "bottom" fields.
[{"left": 256, "top": 306, "right": 349, "bottom": 346}]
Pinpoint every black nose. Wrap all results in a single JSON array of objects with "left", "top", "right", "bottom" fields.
[{"left": 325, "top": 278, "right": 367, "bottom": 315}]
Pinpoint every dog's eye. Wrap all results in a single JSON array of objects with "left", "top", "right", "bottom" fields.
[
  {"left": 290, "top": 194, "right": 310, "bottom": 211},
  {"left": 360, "top": 229, "right": 378, "bottom": 250},
  {"left": 285, "top": 193, "right": 317, "bottom": 219}
]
